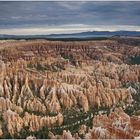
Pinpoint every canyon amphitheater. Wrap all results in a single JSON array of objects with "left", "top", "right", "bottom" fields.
[{"left": 0, "top": 37, "right": 140, "bottom": 139}]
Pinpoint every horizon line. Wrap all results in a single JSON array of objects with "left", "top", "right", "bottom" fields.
[{"left": 0, "top": 30, "right": 140, "bottom": 37}]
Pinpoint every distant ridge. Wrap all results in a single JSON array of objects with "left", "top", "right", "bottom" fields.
[{"left": 0, "top": 31, "right": 140, "bottom": 39}]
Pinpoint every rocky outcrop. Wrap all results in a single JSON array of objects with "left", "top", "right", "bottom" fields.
[
  {"left": 26, "top": 135, "right": 36, "bottom": 139},
  {"left": 85, "top": 127, "right": 111, "bottom": 139},
  {"left": 0, "top": 124, "right": 3, "bottom": 138},
  {"left": 3, "top": 109, "right": 24, "bottom": 137},
  {"left": 2, "top": 109, "right": 63, "bottom": 136},
  {"left": 23, "top": 112, "right": 63, "bottom": 132},
  {"left": 90, "top": 107, "right": 139, "bottom": 139}
]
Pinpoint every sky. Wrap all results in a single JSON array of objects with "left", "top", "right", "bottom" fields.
[{"left": 0, "top": 1, "right": 140, "bottom": 35}]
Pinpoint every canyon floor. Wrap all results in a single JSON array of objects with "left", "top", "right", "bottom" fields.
[{"left": 0, "top": 37, "right": 140, "bottom": 139}]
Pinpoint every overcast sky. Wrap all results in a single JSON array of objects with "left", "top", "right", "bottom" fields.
[{"left": 0, "top": 1, "right": 140, "bottom": 35}]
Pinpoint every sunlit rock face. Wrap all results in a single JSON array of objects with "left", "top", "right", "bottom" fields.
[
  {"left": 0, "top": 39, "right": 140, "bottom": 138},
  {"left": 0, "top": 65, "right": 134, "bottom": 114},
  {"left": 26, "top": 135, "right": 36, "bottom": 139},
  {"left": 3, "top": 109, "right": 24, "bottom": 137},
  {"left": 85, "top": 127, "right": 111, "bottom": 139},
  {"left": 22, "top": 112, "right": 63, "bottom": 132},
  {"left": 90, "top": 107, "right": 140, "bottom": 139},
  {"left": 2, "top": 109, "right": 63, "bottom": 135}
]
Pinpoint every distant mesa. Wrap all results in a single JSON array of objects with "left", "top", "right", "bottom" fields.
[{"left": 0, "top": 30, "right": 140, "bottom": 39}]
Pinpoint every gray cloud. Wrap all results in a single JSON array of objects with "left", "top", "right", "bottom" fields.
[{"left": 0, "top": 1, "right": 140, "bottom": 34}]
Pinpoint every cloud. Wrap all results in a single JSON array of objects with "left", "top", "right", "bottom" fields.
[
  {"left": 0, "top": 24, "right": 140, "bottom": 35},
  {"left": 56, "top": 1, "right": 86, "bottom": 10},
  {"left": 0, "top": 1, "right": 140, "bottom": 34}
]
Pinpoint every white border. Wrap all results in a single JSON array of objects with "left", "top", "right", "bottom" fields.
[{"left": 0, "top": 0, "right": 140, "bottom": 1}]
